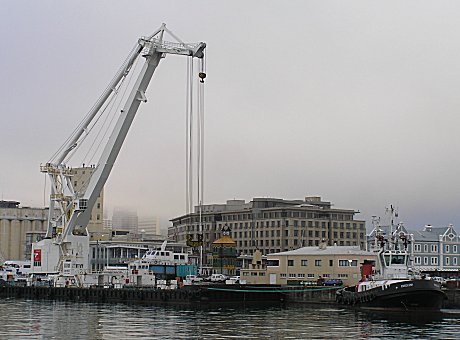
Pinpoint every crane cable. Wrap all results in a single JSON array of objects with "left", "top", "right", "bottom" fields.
[
  {"left": 83, "top": 51, "right": 142, "bottom": 166},
  {"left": 63, "top": 48, "right": 142, "bottom": 193},
  {"left": 185, "top": 54, "right": 206, "bottom": 242},
  {"left": 185, "top": 57, "right": 194, "bottom": 216},
  {"left": 197, "top": 55, "right": 206, "bottom": 230},
  {"left": 48, "top": 43, "right": 141, "bottom": 164}
]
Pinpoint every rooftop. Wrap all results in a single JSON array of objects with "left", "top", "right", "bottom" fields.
[{"left": 268, "top": 245, "right": 374, "bottom": 257}]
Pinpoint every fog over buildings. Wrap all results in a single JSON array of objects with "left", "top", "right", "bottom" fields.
[{"left": 1, "top": 1, "right": 459, "bottom": 231}]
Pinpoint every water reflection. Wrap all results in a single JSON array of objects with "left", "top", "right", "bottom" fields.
[{"left": 0, "top": 299, "right": 458, "bottom": 339}]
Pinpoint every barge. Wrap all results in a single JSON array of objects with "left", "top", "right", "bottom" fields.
[{"left": 0, "top": 284, "right": 286, "bottom": 306}]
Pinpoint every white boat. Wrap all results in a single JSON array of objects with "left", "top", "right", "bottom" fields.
[
  {"left": 0, "top": 261, "right": 31, "bottom": 285},
  {"left": 141, "top": 241, "right": 189, "bottom": 265}
]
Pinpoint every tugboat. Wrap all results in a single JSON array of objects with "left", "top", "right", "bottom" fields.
[{"left": 336, "top": 210, "right": 446, "bottom": 311}]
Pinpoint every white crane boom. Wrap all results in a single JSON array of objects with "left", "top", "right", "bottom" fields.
[{"left": 32, "top": 24, "right": 206, "bottom": 280}]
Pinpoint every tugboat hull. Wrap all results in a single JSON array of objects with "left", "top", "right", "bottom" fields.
[{"left": 336, "top": 279, "right": 446, "bottom": 311}]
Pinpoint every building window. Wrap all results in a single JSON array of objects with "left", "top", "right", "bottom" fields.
[
  {"left": 280, "top": 273, "right": 287, "bottom": 278},
  {"left": 298, "top": 273, "right": 305, "bottom": 278},
  {"left": 431, "top": 257, "right": 438, "bottom": 265},
  {"left": 454, "top": 245, "right": 458, "bottom": 253},
  {"left": 431, "top": 244, "right": 438, "bottom": 252},
  {"left": 424, "top": 244, "right": 428, "bottom": 252},
  {"left": 414, "top": 256, "right": 421, "bottom": 265},
  {"left": 307, "top": 273, "right": 315, "bottom": 278},
  {"left": 423, "top": 257, "right": 428, "bottom": 265},
  {"left": 315, "top": 260, "right": 321, "bottom": 267},
  {"left": 329, "top": 260, "right": 333, "bottom": 267},
  {"left": 301, "top": 260, "right": 308, "bottom": 266},
  {"left": 446, "top": 245, "right": 450, "bottom": 253},
  {"left": 446, "top": 257, "right": 450, "bottom": 265},
  {"left": 414, "top": 244, "right": 421, "bottom": 252},
  {"left": 339, "top": 260, "right": 350, "bottom": 267},
  {"left": 289, "top": 273, "right": 296, "bottom": 278},
  {"left": 288, "top": 260, "right": 294, "bottom": 267},
  {"left": 454, "top": 257, "right": 458, "bottom": 265}
]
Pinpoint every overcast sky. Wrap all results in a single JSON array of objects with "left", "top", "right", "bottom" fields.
[{"left": 1, "top": 1, "right": 459, "bottom": 230}]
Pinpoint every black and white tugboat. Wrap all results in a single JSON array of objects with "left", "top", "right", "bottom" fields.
[{"left": 336, "top": 210, "right": 446, "bottom": 311}]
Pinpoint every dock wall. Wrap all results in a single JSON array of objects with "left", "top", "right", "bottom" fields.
[
  {"left": 1, "top": 285, "right": 458, "bottom": 308},
  {"left": 0, "top": 285, "right": 200, "bottom": 305}
]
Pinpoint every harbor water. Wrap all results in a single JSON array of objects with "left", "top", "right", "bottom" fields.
[{"left": 1, "top": 299, "right": 459, "bottom": 339}]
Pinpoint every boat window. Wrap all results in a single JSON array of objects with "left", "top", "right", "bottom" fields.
[
  {"left": 391, "top": 255, "right": 406, "bottom": 265},
  {"left": 384, "top": 255, "right": 391, "bottom": 266}
]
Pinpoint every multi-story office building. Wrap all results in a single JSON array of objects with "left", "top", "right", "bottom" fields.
[
  {"left": 367, "top": 223, "right": 460, "bottom": 277},
  {"left": 0, "top": 200, "right": 49, "bottom": 261},
  {"left": 112, "top": 208, "right": 138, "bottom": 234},
  {"left": 70, "top": 166, "right": 104, "bottom": 240},
  {"left": 169, "top": 197, "right": 366, "bottom": 264},
  {"left": 138, "top": 216, "right": 161, "bottom": 236}
]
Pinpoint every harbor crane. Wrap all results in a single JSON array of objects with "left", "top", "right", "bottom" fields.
[{"left": 32, "top": 24, "right": 206, "bottom": 284}]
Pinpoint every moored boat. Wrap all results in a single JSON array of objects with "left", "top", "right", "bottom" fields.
[{"left": 336, "top": 210, "right": 447, "bottom": 311}]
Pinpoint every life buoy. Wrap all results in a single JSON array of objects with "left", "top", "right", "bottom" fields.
[{"left": 70, "top": 279, "right": 76, "bottom": 284}]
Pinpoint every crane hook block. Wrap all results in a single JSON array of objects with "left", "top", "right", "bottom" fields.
[{"left": 199, "top": 72, "right": 207, "bottom": 83}]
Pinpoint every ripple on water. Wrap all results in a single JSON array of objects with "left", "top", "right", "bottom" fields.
[{"left": 0, "top": 300, "right": 458, "bottom": 339}]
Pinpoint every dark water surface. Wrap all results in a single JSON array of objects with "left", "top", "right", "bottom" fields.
[{"left": 1, "top": 299, "right": 458, "bottom": 339}]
